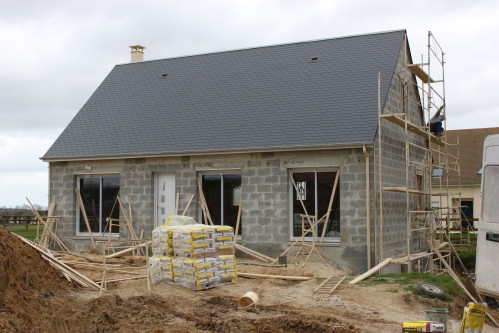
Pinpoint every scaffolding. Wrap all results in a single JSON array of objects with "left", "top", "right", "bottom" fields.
[{"left": 376, "top": 31, "right": 466, "bottom": 274}]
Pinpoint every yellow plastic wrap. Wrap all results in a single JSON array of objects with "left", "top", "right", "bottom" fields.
[{"left": 459, "top": 302, "right": 487, "bottom": 333}]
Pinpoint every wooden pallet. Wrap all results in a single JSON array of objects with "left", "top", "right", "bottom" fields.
[{"left": 314, "top": 275, "right": 346, "bottom": 294}]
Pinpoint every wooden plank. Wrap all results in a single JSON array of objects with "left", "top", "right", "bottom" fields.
[
  {"left": 15, "top": 234, "right": 100, "bottom": 289},
  {"left": 237, "top": 272, "right": 311, "bottom": 281},
  {"left": 197, "top": 178, "right": 214, "bottom": 225},
  {"left": 314, "top": 275, "right": 334, "bottom": 293},
  {"left": 434, "top": 249, "right": 499, "bottom": 328},
  {"left": 380, "top": 114, "right": 444, "bottom": 146},
  {"left": 75, "top": 189, "right": 97, "bottom": 249},
  {"left": 329, "top": 276, "right": 347, "bottom": 294},
  {"left": 348, "top": 257, "right": 393, "bottom": 285},
  {"left": 233, "top": 196, "right": 242, "bottom": 244},
  {"left": 175, "top": 193, "right": 180, "bottom": 214},
  {"left": 321, "top": 171, "right": 340, "bottom": 242},
  {"left": 26, "top": 197, "right": 68, "bottom": 251},
  {"left": 235, "top": 244, "right": 273, "bottom": 263},
  {"left": 181, "top": 195, "right": 194, "bottom": 216},
  {"left": 104, "top": 241, "right": 151, "bottom": 259},
  {"left": 407, "top": 64, "right": 435, "bottom": 83}
]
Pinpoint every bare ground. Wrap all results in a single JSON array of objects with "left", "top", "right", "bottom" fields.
[{"left": 1, "top": 228, "right": 498, "bottom": 332}]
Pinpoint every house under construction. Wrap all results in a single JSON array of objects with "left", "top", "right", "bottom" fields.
[{"left": 42, "top": 30, "right": 461, "bottom": 274}]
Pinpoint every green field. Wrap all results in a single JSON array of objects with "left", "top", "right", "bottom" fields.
[{"left": 1, "top": 224, "right": 44, "bottom": 241}]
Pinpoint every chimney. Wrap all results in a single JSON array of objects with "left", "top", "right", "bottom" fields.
[{"left": 129, "top": 45, "right": 145, "bottom": 62}]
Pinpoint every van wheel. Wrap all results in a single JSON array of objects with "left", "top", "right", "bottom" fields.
[{"left": 417, "top": 282, "right": 445, "bottom": 299}]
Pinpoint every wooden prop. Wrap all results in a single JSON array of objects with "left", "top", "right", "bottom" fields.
[
  {"left": 273, "top": 172, "right": 329, "bottom": 266},
  {"left": 348, "top": 257, "right": 393, "bottom": 285},
  {"left": 235, "top": 244, "right": 274, "bottom": 263},
  {"left": 181, "top": 194, "right": 195, "bottom": 216},
  {"left": 175, "top": 193, "right": 180, "bottom": 214},
  {"left": 233, "top": 196, "right": 242, "bottom": 244},
  {"left": 15, "top": 234, "right": 99, "bottom": 289},
  {"left": 75, "top": 189, "right": 97, "bottom": 249},
  {"left": 26, "top": 198, "right": 68, "bottom": 251},
  {"left": 434, "top": 249, "right": 498, "bottom": 328},
  {"left": 292, "top": 214, "right": 330, "bottom": 266},
  {"left": 104, "top": 240, "right": 151, "bottom": 259},
  {"left": 197, "top": 178, "right": 214, "bottom": 225},
  {"left": 320, "top": 171, "right": 340, "bottom": 242},
  {"left": 99, "top": 239, "right": 151, "bottom": 295},
  {"left": 237, "top": 272, "right": 311, "bottom": 281}
]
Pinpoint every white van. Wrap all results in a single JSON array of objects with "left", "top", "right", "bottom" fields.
[{"left": 476, "top": 134, "right": 499, "bottom": 298}]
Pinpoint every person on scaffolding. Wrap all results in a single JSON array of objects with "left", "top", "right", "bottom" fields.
[{"left": 430, "top": 105, "right": 445, "bottom": 137}]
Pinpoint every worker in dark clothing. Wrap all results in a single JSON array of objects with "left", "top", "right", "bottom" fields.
[{"left": 430, "top": 105, "right": 445, "bottom": 136}]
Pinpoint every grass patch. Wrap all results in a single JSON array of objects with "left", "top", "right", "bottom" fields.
[
  {"left": 1, "top": 224, "right": 43, "bottom": 241},
  {"left": 457, "top": 250, "right": 476, "bottom": 268},
  {"left": 365, "top": 272, "right": 463, "bottom": 301}
]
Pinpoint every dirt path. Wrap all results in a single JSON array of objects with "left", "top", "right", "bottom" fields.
[{"left": 1, "top": 228, "right": 498, "bottom": 332}]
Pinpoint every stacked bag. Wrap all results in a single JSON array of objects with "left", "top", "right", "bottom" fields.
[{"left": 149, "top": 216, "right": 237, "bottom": 290}]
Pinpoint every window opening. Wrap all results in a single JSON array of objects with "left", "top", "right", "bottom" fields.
[
  {"left": 290, "top": 170, "right": 340, "bottom": 240},
  {"left": 201, "top": 173, "right": 242, "bottom": 234},
  {"left": 78, "top": 176, "right": 120, "bottom": 234}
]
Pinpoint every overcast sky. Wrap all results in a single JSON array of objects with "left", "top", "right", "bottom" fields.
[{"left": 1, "top": 0, "right": 498, "bottom": 207}]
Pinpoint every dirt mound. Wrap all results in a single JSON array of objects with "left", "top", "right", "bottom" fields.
[
  {"left": 48, "top": 294, "right": 360, "bottom": 333},
  {"left": 0, "top": 228, "right": 74, "bottom": 332}
]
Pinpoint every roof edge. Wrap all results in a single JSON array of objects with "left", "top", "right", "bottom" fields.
[
  {"left": 41, "top": 142, "right": 374, "bottom": 162},
  {"left": 117, "top": 29, "right": 407, "bottom": 66}
]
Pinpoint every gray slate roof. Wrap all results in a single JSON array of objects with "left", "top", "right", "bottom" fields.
[{"left": 43, "top": 30, "right": 406, "bottom": 160}]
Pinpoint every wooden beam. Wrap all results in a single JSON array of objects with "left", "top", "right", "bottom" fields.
[
  {"left": 233, "top": 196, "right": 242, "bottom": 244},
  {"left": 75, "top": 189, "right": 97, "bottom": 249},
  {"left": 104, "top": 241, "right": 151, "bottom": 259},
  {"left": 321, "top": 171, "right": 340, "bottom": 242},
  {"left": 181, "top": 194, "right": 194, "bottom": 216},
  {"left": 237, "top": 272, "right": 311, "bottom": 281},
  {"left": 434, "top": 249, "right": 499, "bottom": 328},
  {"left": 348, "top": 257, "right": 393, "bottom": 285}
]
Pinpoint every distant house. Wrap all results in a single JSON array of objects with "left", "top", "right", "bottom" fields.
[
  {"left": 431, "top": 127, "right": 499, "bottom": 228},
  {"left": 43, "top": 30, "right": 426, "bottom": 273}
]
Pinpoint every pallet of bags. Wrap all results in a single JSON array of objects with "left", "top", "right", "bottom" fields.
[
  {"left": 171, "top": 225, "right": 235, "bottom": 259},
  {"left": 149, "top": 255, "right": 174, "bottom": 284},
  {"left": 175, "top": 255, "right": 237, "bottom": 291}
]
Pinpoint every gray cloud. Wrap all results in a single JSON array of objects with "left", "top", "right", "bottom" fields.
[{"left": 1, "top": 0, "right": 498, "bottom": 205}]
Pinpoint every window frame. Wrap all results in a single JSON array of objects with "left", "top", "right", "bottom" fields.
[
  {"left": 76, "top": 174, "right": 120, "bottom": 236},
  {"left": 198, "top": 170, "right": 242, "bottom": 232},
  {"left": 288, "top": 168, "right": 340, "bottom": 243},
  {"left": 482, "top": 165, "right": 499, "bottom": 224}
]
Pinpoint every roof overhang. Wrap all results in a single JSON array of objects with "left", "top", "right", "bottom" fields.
[{"left": 41, "top": 142, "right": 374, "bottom": 163}]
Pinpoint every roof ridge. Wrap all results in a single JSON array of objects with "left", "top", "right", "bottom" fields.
[{"left": 117, "top": 29, "right": 406, "bottom": 66}]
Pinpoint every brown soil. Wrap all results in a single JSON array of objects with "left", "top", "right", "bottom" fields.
[
  {"left": 1, "top": 229, "right": 498, "bottom": 332},
  {"left": 0, "top": 228, "right": 75, "bottom": 332}
]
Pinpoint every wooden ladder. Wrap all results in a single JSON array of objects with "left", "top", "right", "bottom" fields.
[{"left": 314, "top": 275, "right": 346, "bottom": 294}]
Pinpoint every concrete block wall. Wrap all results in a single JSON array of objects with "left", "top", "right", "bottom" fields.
[
  {"left": 48, "top": 146, "right": 371, "bottom": 273},
  {"left": 373, "top": 42, "right": 428, "bottom": 260}
]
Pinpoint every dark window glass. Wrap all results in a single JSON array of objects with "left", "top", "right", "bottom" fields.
[
  {"left": 202, "top": 174, "right": 222, "bottom": 225},
  {"left": 102, "top": 177, "right": 120, "bottom": 233},
  {"left": 202, "top": 174, "right": 241, "bottom": 234},
  {"left": 79, "top": 177, "right": 101, "bottom": 233},
  {"left": 223, "top": 174, "right": 242, "bottom": 233},
  {"left": 318, "top": 171, "right": 340, "bottom": 237},
  {"left": 79, "top": 176, "right": 120, "bottom": 234}
]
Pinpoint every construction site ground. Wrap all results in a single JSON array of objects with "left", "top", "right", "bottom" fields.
[{"left": 2, "top": 228, "right": 498, "bottom": 332}]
